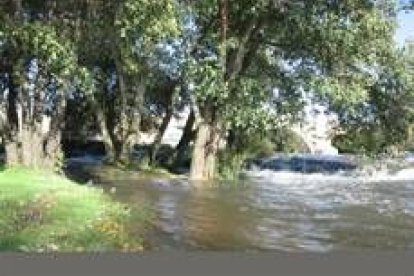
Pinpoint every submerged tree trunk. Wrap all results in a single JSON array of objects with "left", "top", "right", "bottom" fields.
[
  {"left": 190, "top": 117, "right": 222, "bottom": 181},
  {"left": 189, "top": 0, "right": 227, "bottom": 182}
]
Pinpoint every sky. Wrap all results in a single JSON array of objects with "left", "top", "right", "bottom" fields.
[{"left": 396, "top": 10, "right": 414, "bottom": 46}]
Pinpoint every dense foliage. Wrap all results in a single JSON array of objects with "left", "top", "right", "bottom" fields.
[{"left": 0, "top": 0, "right": 412, "bottom": 181}]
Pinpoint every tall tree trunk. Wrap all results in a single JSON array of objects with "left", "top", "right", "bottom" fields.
[
  {"left": 10, "top": 0, "right": 22, "bottom": 18},
  {"left": 109, "top": 33, "right": 133, "bottom": 163},
  {"left": 1, "top": 2, "right": 66, "bottom": 170},
  {"left": 226, "top": 129, "right": 237, "bottom": 150},
  {"left": 113, "top": 79, "right": 145, "bottom": 163},
  {"left": 150, "top": 107, "right": 173, "bottom": 165},
  {"left": 113, "top": 140, "right": 124, "bottom": 162},
  {"left": 218, "top": 0, "right": 228, "bottom": 63},
  {"left": 190, "top": 122, "right": 221, "bottom": 181},
  {"left": 190, "top": 114, "right": 222, "bottom": 181},
  {"left": 112, "top": 128, "right": 137, "bottom": 163},
  {"left": 173, "top": 109, "right": 195, "bottom": 167},
  {"left": 96, "top": 107, "right": 115, "bottom": 160},
  {"left": 149, "top": 79, "right": 178, "bottom": 165},
  {"left": 189, "top": 0, "right": 228, "bottom": 182},
  {"left": 5, "top": 142, "right": 20, "bottom": 166},
  {"left": 5, "top": 115, "right": 62, "bottom": 169}
]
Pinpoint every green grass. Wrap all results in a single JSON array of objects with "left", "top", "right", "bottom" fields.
[{"left": 0, "top": 168, "right": 150, "bottom": 253}]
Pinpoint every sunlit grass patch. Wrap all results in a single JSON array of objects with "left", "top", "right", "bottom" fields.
[{"left": 0, "top": 168, "right": 150, "bottom": 252}]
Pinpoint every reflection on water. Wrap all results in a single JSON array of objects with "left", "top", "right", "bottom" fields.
[{"left": 68, "top": 166, "right": 414, "bottom": 252}]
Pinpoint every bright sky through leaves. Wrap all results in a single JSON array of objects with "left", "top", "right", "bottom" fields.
[{"left": 396, "top": 10, "right": 414, "bottom": 46}]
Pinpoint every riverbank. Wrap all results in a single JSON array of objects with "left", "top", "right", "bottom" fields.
[
  {"left": 63, "top": 151, "right": 414, "bottom": 185},
  {"left": 0, "top": 168, "right": 151, "bottom": 252}
]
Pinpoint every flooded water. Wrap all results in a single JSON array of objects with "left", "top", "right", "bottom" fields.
[{"left": 66, "top": 160, "right": 414, "bottom": 252}]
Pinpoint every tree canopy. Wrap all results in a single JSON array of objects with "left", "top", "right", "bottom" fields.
[{"left": 0, "top": 0, "right": 412, "bottom": 181}]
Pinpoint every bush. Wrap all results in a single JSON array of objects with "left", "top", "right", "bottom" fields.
[
  {"left": 271, "top": 128, "right": 309, "bottom": 153},
  {"left": 217, "top": 150, "right": 249, "bottom": 181},
  {"left": 217, "top": 129, "right": 309, "bottom": 181}
]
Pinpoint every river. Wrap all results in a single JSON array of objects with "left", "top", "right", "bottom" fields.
[{"left": 65, "top": 156, "right": 414, "bottom": 252}]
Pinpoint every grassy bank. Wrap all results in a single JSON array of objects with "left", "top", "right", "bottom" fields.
[{"left": 0, "top": 168, "right": 151, "bottom": 253}]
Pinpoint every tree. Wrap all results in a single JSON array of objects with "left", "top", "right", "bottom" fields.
[
  {"left": 0, "top": 3, "right": 80, "bottom": 168},
  {"left": 60, "top": 0, "right": 181, "bottom": 162},
  {"left": 401, "top": 39, "right": 414, "bottom": 150},
  {"left": 0, "top": 0, "right": 407, "bottom": 179},
  {"left": 0, "top": 0, "right": 181, "bottom": 166},
  {"left": 332, "top": 38, "right": 414, "bottom": 155},
  {"left": 182, "top": 0, "right": 397, "bottom": 181}
]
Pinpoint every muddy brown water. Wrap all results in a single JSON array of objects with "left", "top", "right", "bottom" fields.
[{"left": 66, "top": 163, "right": 414, "bottom": 252}]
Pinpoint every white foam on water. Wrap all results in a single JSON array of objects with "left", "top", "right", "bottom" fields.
[
  {"left": 247, "top": 166, "right": 414, "bottom": 184},
  {"left": 246, "top": 167, "right": 414, "bottom": 216},
  {"left": 358, "top": 168, "right": 414, "bottom": 183}
]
